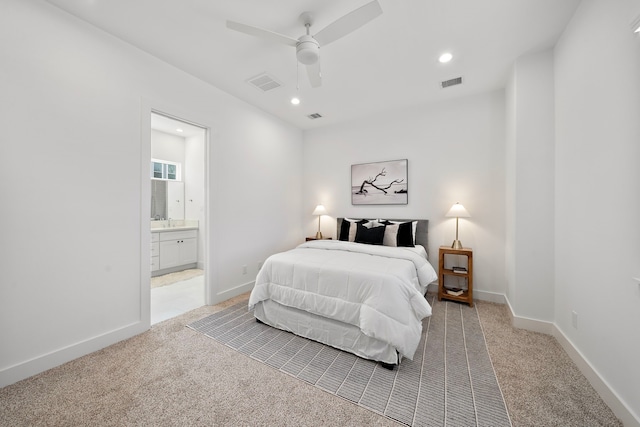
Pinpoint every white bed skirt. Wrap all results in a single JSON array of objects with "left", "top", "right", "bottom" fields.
[{"left": 254, "top": 300, "right": 400, "bottom": 365}]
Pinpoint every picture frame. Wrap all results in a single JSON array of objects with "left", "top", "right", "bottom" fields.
[{"left": 351, "top": 159, "right": 408, "bottom": 205}]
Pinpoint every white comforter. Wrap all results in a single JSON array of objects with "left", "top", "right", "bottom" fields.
[{"left": 248, "top": 240, "right": 438, "bottom": 360}]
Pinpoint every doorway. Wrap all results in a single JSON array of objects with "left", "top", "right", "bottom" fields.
[{"left": 149, "top": 112, "right": 208, "bottom": 324}]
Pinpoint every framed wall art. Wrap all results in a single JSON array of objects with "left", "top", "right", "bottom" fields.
[{"left": 351, "top": 159, "right": 408, "bottom": 205}]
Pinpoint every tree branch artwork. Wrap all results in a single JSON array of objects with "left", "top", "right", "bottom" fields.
[
  {"left": 351, "top": 159, "right": 408, "bottom": 205},
  {"left": 355, "top": 167, "right": 404, "bottom": 196}
]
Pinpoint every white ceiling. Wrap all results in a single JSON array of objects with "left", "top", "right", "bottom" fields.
[
  {"left": 151, "top": 112, "right": 206, "bottom": 138},
  {"left": 45, "top": 0, "right": 581, "bottom": 130}
]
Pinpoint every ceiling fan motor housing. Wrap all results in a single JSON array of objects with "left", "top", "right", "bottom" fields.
[{"left": 296, "top": 35, "right": 319, "bottom": 65}]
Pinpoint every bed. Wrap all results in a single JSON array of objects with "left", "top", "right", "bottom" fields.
[{"left": 248, "top": 218, "right": 438, "bottom": 367}]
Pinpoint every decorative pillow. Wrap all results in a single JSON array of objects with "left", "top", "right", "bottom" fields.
[
  {"left": 380, "top": 220, "right": 415, "bottom": 247},
  {"left": 386, "top": 220, "right": 418, "bottom": 243},
  {"left": 395, "top": 221, "right": 415, "bottom": 247},
  {"left": 365, "top": 219, "right": 384, "bottom": 228},
  {"left": 339, "top": 218, "right": 369, "bottom": 242},
  {"left": 355, "top": 223, "right": 386, "bottom": 245},
  {"left": 362, "top": 219, "right": 379, "bottom": 229},
  {"left": 382, "top": 223, "right": 400, "bottom": 247}
]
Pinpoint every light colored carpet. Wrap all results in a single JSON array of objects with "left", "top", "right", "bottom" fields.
[
  {"left": 476, "top": 300, "right": 622, "bottom": 427},
  {"left": 151, "top": 268, "right": 203, "bottom": 288},
  {"left": 188, "top": 296, "right": 511, "bottom": 426},
  {"left": 0, "top": 293, "right": 622, "bottom": 426}
]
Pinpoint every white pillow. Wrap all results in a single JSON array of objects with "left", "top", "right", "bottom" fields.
[
  {"left": 382, "top": 223, "right": 400, "bottom": 247},
  {"left": 362, "top": 219, "right": 379, "bottom": 229},
  {"left": 386, "top": 220, "right": 418, "bottom": 244},
  {"left": 343, "top": 218, "right": 370, "bottom": 242}
]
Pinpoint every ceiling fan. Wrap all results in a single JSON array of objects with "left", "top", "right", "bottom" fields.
[{"left": 226, "top": 0, "right": 383, "bottom": 88}]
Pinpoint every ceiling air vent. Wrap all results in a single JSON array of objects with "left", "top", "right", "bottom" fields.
[
  {"left": 441, "top": 76, "right": 463, "bottom": 89},
  {"left": 307, "top": 113, "right": 323, "bottom": 120},
  {"left": 247, "top": 73, "right": 282, "bottom": 92}
]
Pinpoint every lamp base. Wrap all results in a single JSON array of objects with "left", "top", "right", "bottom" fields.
[
  {"left": 316, "top": 231, "right": 323, "bottom": 239},
  {"left": 451, "top": 240, "right": 463, "bottom": 250}
]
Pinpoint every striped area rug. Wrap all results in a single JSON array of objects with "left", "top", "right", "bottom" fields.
[{"left": 187, "top": 296, "right": 512, "bottom": 426}]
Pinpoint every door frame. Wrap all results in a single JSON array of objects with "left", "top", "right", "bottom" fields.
[{"left": 140, "top": 98, "right": 216, "bottom": 327}]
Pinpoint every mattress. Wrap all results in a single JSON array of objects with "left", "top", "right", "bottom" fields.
[
  {"left": 254, "top": 299, "right": 400, "bottom": 364},
  {"left": 248, "top": 239, "right": 437, "bottom": 363}
]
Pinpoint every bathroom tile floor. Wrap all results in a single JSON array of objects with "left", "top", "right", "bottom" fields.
[{"left": 151, "top": 274, "right": 204, "bottom": 325}]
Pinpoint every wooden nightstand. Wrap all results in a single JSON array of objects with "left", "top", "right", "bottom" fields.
[
  {"left": 305, "top": 237, "right": 333, "bottom": 241},
  {"left": 438, "top": 246, "right": 473, "bottom": 307}
]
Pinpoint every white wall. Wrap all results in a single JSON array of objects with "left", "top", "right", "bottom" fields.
[
  {"left": 151, "top": 130, "right": 186, "bottom": 166},
  {"left": 302, "top": 91, "right": 507, "bottom": 300},
  {"left": 505, "top": 50, "right": 556, "bottom": 323},
  {"left": 185, "top": 132, "right": 206, "bottom": 268},
  {"left": 554, "top": 0, "right": 640, "bottom": 422},
  {"left": 0, "top": 0, "right": 302, "bottom": 387}
]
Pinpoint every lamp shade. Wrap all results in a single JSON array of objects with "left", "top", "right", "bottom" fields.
[
  {"left": 446, "top": 202, "right": 470, "bottom": 218},
  {"left": 312, "top": 204, "right": 327, "bottom": 216}
]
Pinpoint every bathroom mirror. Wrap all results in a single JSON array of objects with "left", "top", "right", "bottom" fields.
[{"left": 151, "top": 180, "right": 184, "bottom": 220}]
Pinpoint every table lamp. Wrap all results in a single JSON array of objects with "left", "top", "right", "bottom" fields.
[
  {"left": 446, "top": 202, "right": 470, "bottom": 249},
  {"left": 312, "top": 204, "right": 328, "bottom": 239}
]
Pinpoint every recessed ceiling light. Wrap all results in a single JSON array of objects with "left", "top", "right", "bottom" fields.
[
  {"left": 291, "top": 97, "right": 300, "bottom": 105},
  {"left": 176, "top": 128, "right": 183, "bottom": 133},
  {"left": 439, "top": 52, "right": 453, "bottom": 63}
]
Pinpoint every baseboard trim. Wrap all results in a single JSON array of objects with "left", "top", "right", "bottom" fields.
[
  {"left": 214, "top": 280, "right": 254, "bottom": 305},
  {"left": 0, "top": 321, "right": 147, "bottom": 388},
  {"left": 425, "top": 283, "right": 506, "bottom": 305},
  {"left": 152, "top": 263, "right": 198, "bottom": 277},
  {"left": 504, "top": 296, "right": 639, "bottom": 426},
  {"left": 504, "top": 297, "right": 554, "bottom": 334},
  {"left": 473, "top": 289, "right": 507, "bottom": 304},
  {"left": 552, "top": 326, "right": 640, "bottom": 427}
]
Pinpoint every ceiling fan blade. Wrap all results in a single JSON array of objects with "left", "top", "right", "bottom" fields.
[
  {"left": 306, "top": 62, "right": 322, "bottom": 88},
  {"left": 313, "top": 0, "right": 382, "bottom": 46},
  {"left": 226, "top": 20, "right": 298, "bottom": 47}
]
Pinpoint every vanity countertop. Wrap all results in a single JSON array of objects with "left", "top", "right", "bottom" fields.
[
  {"left": 151, "top": 226, "right": 198, "bottom": 232},
  {"left": 151, "top": 219, "right": 199, "bottom": 232}
]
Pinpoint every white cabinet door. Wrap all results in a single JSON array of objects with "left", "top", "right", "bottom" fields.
[
  {"left": 159, "top": 240, "right": 181, "bottom": 269},
  {"left": 158, "top": 230, "right": 198, "bottom": 270},
  {"left": 159, "top": 237, "right": 197, "bottom": 269},
  {"left": 179, "top": 238, "right": 198, "bottom": 265}
]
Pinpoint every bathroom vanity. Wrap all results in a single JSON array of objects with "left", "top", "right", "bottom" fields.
[{"left": 151, "top": 221, "right": 198, "bottom": 276}]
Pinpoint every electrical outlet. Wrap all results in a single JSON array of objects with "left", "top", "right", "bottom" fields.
[
  {"left": 571, "top": 311, "right": 578, "bottom": 329},
  {"left": 242, "top": 265, "right": 247, "bottom": 275}
]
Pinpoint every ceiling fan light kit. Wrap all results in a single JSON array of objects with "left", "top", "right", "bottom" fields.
[
  {"left": 296, "top": 35, "right": 320, "bottom": 65},
  {"left": 226, "top": 0, "right": 383, "bottom": 89}
]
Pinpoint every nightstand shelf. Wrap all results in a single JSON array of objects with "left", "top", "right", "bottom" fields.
[
  {"left": 438, "top": 246, "right": 473, "bottom": 307},
  {"left": 305, "top": 237, "right": 333, "bottom": 241}
]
